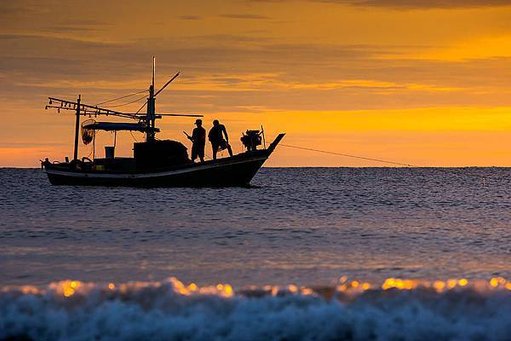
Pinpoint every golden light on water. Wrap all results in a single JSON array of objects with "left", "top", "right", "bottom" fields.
[
  {"left": 381, "top": 278, "right": 418, "bottom": 291},
  {"left": 19, "top": 286, "right": 39, "bottom": 295},
  {"left": 446, "top": 279, "right": 457, "bottom": 289},
  {"left": 489, "top": 276, "right": 507, "bottom": 288},
  {"left": 288, "top": 284, "right": 299, "bottom": 294},
  {"left": 170, "top": 278, "right": 233, "bottom": 297},
  {"left": 334, "top": 276, "right": 510, "bottom": 294},
  {"left": 10, "top": 276, "right": 511, "bottom": 300},
  {"left": 433, "top": 281, "right": 446, "bottom": 292},
  {"left": 58, "top": 280, "right": 82, "bottom": 297},
  {"left": 300, "top": 288, "right": 314, "bottom": 296}
]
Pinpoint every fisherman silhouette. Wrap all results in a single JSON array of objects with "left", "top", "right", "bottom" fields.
[
  {"left": 186, "top": 119, "right": 206, "bottom": 162},
  {"left": 208, "top": 119, "right": 233, "bottom": 160}
]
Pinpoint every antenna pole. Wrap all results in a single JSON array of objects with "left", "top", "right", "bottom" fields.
[
  {"left": 146, "top": 57, "right": 156, "bottom": 142},
  {"left": 73, "top": 95, "right": 81, "bottom": 161},
  {"left": 152, "top": 56, "right": 155, "bottom": 89}
]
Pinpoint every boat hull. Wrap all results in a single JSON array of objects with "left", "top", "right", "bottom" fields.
[
  {"left": 44, "top": 133, "right": 285, "bottom": 187},
  {"left": 45, "top": 152, "right": 267, "bottom": 187}
]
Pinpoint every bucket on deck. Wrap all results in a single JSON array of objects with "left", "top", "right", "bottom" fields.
[{"left": 105, "top": 146, "right": 115, "bottom": 159}]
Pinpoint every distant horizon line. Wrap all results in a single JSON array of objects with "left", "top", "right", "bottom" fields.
[{"left": 1, "top": 165, "right": 510, "bottom": 169}]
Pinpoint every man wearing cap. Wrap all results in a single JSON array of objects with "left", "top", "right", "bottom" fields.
[{"left": 189, "top": 119, "right": 206, "bottom": 162}]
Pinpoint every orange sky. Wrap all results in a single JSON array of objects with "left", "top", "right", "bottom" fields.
[{"left": 2, "top": 0, "right": 511, "bottom": 167}]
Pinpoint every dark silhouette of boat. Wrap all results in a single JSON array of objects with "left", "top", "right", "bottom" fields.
[{"left": 42, "top": 59, "right": 285, "bottom": 187}]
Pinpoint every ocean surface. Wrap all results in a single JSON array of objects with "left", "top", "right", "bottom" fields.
[{"left": 1, "top": 167, "right": 511, "bottom": 340}]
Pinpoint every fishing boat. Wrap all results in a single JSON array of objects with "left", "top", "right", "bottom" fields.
[{"left": 42, "top": 59, "right": 285, "bottom": 187}]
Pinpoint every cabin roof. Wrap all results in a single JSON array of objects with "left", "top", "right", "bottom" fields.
[{"left": 82, "top": 122, "right": 160, "bottom": 133}]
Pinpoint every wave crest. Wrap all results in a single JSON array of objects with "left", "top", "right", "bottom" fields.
[{"left": 2, "top": 277, "right": 511, "bottom": 340}]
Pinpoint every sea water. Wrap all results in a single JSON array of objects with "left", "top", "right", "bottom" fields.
[{"left": 1, "top": 167, "right": 511, "bottom": 340}]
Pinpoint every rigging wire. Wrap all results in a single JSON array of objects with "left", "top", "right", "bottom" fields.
[
  {"left": 95, "top": 89, "right": 147, "bottom": 106},
  {"left": 135, "top": 101, "right": 147, "bottom": 114},
  {"left": 105, "top": 95, "right": 147, "bottom": 108},
  {"left": 280, "top": 144, "right": 415, "bottom": 167},
  {"left": 129, "top": 130, "right": 140, "bottom": 143},
  {"left": 84, "top": 141, "right": 94, "bottom": 159}
]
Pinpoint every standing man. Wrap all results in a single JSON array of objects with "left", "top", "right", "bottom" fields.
[
  {"left": 208, "top": 119, "right": 233, "bottom": 160},
  {"left": 187, "top": 119, "right": 206, "bottom": 162}
]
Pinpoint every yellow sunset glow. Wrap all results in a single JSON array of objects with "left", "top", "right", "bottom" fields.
[{"left": 2, "top": 1, "right": 511, "bottom": 166}]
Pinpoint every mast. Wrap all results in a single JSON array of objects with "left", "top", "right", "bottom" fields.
[
  {"left": 146, "top": 57, "right": 156, "bottom": 142},
  {"left": 45, "top": 58, "right": 198, "bottom": 146},
  {"left": 73, "top": 95, "right": 81, "bottom": 160}
]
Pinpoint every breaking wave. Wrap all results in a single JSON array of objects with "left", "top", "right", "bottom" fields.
[{"left": 2, "top": 277, "right": 511, "bottom": 340}]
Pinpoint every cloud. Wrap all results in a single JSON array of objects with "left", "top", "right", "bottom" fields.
[
  {"left": 251, "top": 0, "right": 511, "bottom": 9},
  {"left": 0, "top": 1, "right": 37, "bottom": 14},
  {"left": 316, "top": 0, "right": 511, "bottom": 9},
  {"left": 179, "top": 15, "right": 203, "bottom": 20},
  {"left": 0, "top": 1, "right": 40, "bottom": 22},
  {"left": 2, "top": 30, "right": 511, "bottom": 114},
  {"left": 39, "top": 18, "right": 112, "bottom": 34},
  {"left": 219, "top": 13, "right": 271, "bottom": 19}
]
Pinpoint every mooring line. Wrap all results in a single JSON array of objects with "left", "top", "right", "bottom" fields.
[{"left": 280, "top": 144, "right": 415, "bottom": 167}]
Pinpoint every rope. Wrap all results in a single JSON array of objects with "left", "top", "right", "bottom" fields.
[
  {"left": 135, "top": 101, "right": 147, "bottom": 114},
  {"left": 105, "top": 95, "right": 147, "bottom": 108},
  {"left": 95, "top": 89, "right": 147, "bottom": 106},
  {"left": 84, "top": 142, "right": 94, "bottom": 159},
  {"left": 280, "top": 144, "right": 414, "bottom": 167},
  {"left": 129, "top": 130, "right": 139, "bottom": 142}
]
